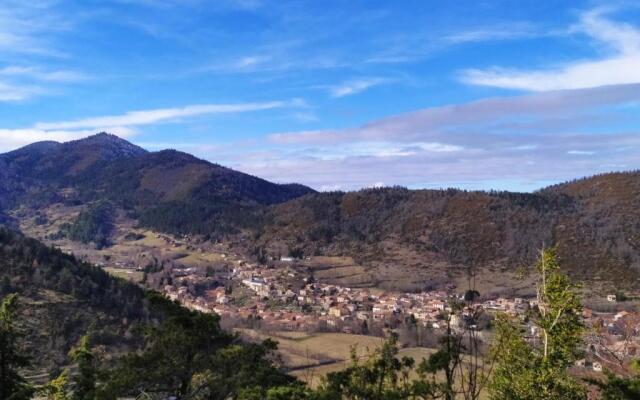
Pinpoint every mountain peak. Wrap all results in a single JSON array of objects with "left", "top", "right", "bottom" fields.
[{"left": 63, "top": 132, "right": 148, "bottom": 161}]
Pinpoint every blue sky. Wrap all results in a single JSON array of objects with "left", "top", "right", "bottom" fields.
[{"left": 1, "top": 0, "right": 640, "bottom": 191}]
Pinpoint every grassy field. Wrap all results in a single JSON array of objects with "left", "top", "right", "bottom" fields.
[
  {"left": 239, "top": 330, "right": 437, "bottom": 387},
  {"left": 102, "top": 267, "right": 144, "bottom": 283}
]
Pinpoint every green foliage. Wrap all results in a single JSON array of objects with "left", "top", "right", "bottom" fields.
[
  {"left": 534, "top": 248, "right": 583, "bottom": 366},
  {"left": 40, "top": 370, "right": 72, "bottom": 400},
  {"left": 70, "top": 335, "right": 96, "bottom": 400},
  {"left": 590, "top": 370, "right": 640, "bottom": 400},
  {"left": 0, "top": 226, "right": 146, "bottom": 317},
  {"left": 488, "top": 248, "right": 587, "bottom": 400},
  {"left": 316, "top": 334, "right": 406, "bottom": 399},
  {"left": 0, "top": 226, "right": 149, "bottom": 370},
  {"left": 313, "top": 333, "right": 444, "bottom": 400},
  {"left": 101, "top": 295, "right": 294, "bottom": 400},
  {"left": 58, "top": 202, "right": 114, "bottom": 249},
  {"left": 0, "top": 294, "right": 34, "bottom": 400}
]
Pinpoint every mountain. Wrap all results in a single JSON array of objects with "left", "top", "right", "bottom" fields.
[
  {"left": 1, "top": 134, "right": 639, "bottom": 293},
  {"left": 0, "top": 133, "right": 147, "bottom": 209},
  {"left": 253, "top": 172, "right": 640, "bottom": 292},
  {"left": 0, "top": 226, "right": 151, "bottom": 375},
  {"left": 0, "top": 133, "right": 315, "bottom": 236}
]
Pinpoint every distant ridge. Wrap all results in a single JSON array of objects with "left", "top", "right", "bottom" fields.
[
  {"left": 254, "top": 171, "right": 640, "bottom": 291},
  {"left": 1, "top": 133, "right": 639, "bottom": 292},
  {"left": 0, "top": 132, "right": 315, "bottom": 235}
]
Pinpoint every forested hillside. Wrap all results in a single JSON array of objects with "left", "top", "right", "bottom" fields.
[
  {"left": 0, "top": 133, "right": 314, "bottom": 237},
  {"left": 255, "top": 172, "right": 640, "bottom": 290},
  {"left": 0, "top": 227, "right": 298, "bottom": 399},
  {"left": 0, "top": 226, "right": 149, "bottom": 372},
  {"left": 2, "top": 134, "right": 640, "bottom": 291}
]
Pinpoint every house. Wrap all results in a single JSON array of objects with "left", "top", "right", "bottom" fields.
[
  {"left": 614, "top": 311, "right": 630, "bottom": 321},
  {"left": 329, "top": 305, "right": 351, "bottom": 318},
  {"left": 607, "top": 294, "right": 618, "bottom": 302},
  {"left": 575, "top": 359, "right": 587, "bottom": 368},
  {"left": 242, "top": 277, "right": 270, "bottom": 297},
  {"left": 592, "top": 362, "right": 603, "bottom": 372}
]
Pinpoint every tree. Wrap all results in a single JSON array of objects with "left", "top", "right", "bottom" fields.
[
  {"left": 0, "top": 277, "right": 11, "bottom": 295},
  {"left": 417, "top": 306, "right": 463, "bottom": 400},
  {"left": 102, "top": 296, "right": 233, "bottom": 399},
  {"left": 70, "top": 335, "right": 96, "bottom": 400},
  {"left": 0, "top": 294, "right": 34, "bottom": 400},
  {"left": 101, "top": 293, "right": 294, "bottom": 400},
  {"left": 316, "top": 333, "right": 417, "bottom": 399},
  {"left": 40, "top": 370, "right": 72, "bottom": 400},
  {"left": 488, "top": 248, "right": 586, "bottom": 400},
  {"left": 194, "top": 339, "right": 296, "bottom": 400}
]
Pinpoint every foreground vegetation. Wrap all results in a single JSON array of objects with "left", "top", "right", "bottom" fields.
[{"left": 1, "top": 226, "right": 640, "bottom": 399}]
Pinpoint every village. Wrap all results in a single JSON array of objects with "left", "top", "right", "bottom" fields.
[{"left": 153, "top": 243, "right": 640, "bottom": 376}]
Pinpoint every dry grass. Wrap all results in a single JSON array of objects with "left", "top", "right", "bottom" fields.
[
  {"left": 103, "top": 267, "right": 143, "bottom": 283},
  {"left": 302, "top": 256, "right": 374, "bottom": 287},
  {"left": 239, "top": 330, "right": 440, "bottom": 388}
]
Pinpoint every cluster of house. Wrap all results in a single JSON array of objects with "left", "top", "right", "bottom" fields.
[
  {"left": 161, "top": 260, "right": 533, "bottom": 334},
  {"left": 577, "top": 307, "right": 640, "bottom": 373},
  {"left": 159, "top": 254, "right": 640, "bottom": 371}
]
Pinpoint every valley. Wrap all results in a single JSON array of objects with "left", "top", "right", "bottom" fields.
[{"left": 2, "top": 134, "right": 640, "bottom": 396}]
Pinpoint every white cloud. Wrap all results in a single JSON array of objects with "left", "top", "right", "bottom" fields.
[
  {"left": 329, "top": 77, "right": 386, "bottom": 97},
  {"left": 460, "top": 8, "right": 640, "bottom": 91},
  {"left": 253, "top": 83, "right": 640, "bottom": 190},
  {"left": 269, "top": 84, "right": 640, "bottom": 145},
  {"left": 0, "top": 99, "right": 298, "bottom": 151},
  {"left": 0, "top": 81, "right": 43, "bottom": 101},
  {"left": 0, "top": 2, "right": 72, "bottom": 56},
  {"left": 445, "top": 24, "right": 540, "bottom": 45},
  {"left": 0, "top": 129, "right": 107, "bottom": 151},
  {"left": 0, "top": 66, "right": 88, "bottom": 82},
  {"left": 35, "top": 101, "right": 291, "bottom": 130}
]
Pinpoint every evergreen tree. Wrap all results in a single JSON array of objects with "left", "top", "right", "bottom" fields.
[
  {"left": 70, "top": 335, "right": 96, "bottom": 400},
  {"left": 0, "top": 294, "right": 34, "bottom": 400},
  {"left": 488, "top": 248, "right": 586, "bottom": 400}
]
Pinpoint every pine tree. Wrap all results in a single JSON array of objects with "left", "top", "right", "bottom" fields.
[
  {"left": 0, "top": 294, "right": 34, "bottom": 400},
  {"left": 70, "top": 335, "right": 96, "bottom": 400}
]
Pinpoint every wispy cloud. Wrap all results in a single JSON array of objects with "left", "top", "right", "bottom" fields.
[
  {"left": 0, "top": 99, "right": 300, "bottom": 150},
  {"left": 0, "top": 66, "right": 90, "bottom": 102},
  {"left": 0, "top": 1, "right": 73, "bottom": 56},
  {"left": 269, "top": 84, "right": 640, "bottom": 145},
  {"left": 460, "top": 8, "right": 640, "bottom": 91},
  {"left": 35, "top": 101, "right": 292, "bottom": 130},
  {"left": 328, "top": 77, "right": 387, "bottom": 97},
  {"left": 0, "top": 66, "right": 88, "bottom": 83},
  {"left": 444, "top": 23, "right": 541, "bottom": 45},
  {"left": 254, "top": 83, "right": 640, "bottom": 190},
  {"left": 0, "top": 81, "right": 43, "bottom": 101},
  {"left": 0, "top": 128, "right": 128, "bottom": 151}
]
